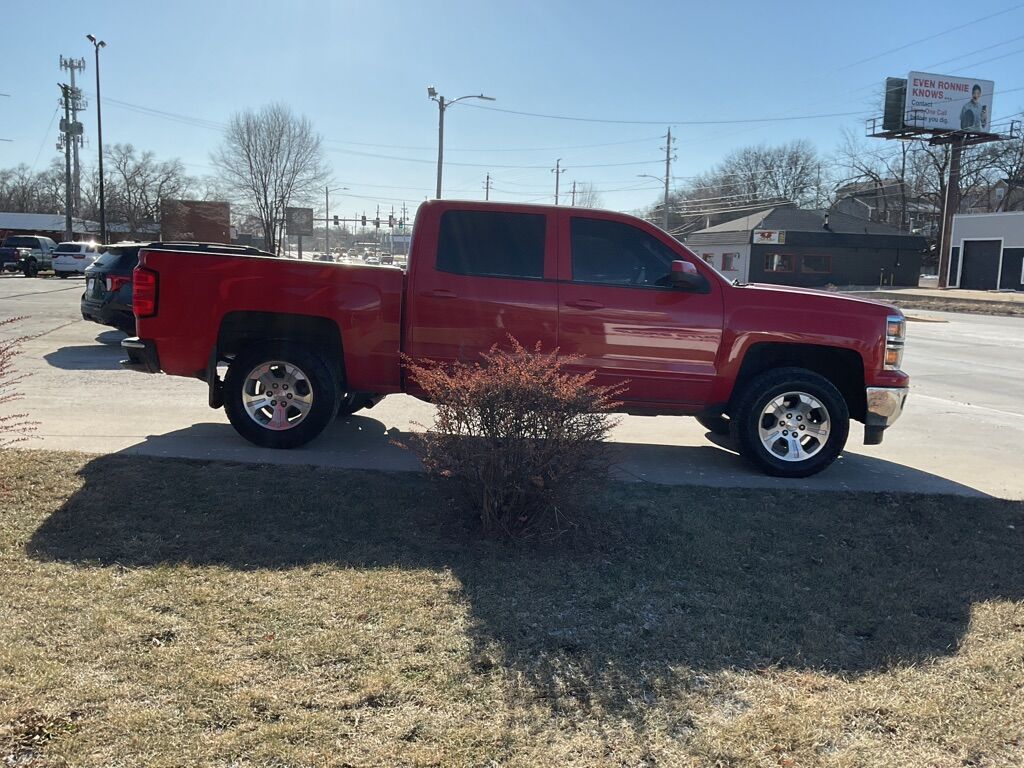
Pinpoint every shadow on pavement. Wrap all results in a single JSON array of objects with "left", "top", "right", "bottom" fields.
[
  {"left": 102, "top": 412, "right": 991, "bottom": 499},
  {"left": 43, "top": 341, "right": 126, "bottom": 370},
  {"left": 95, "top": 329, "right": 126, "bottom": 346},
  {"left": 26, "top": 445, "right": 1024, "bottom": 721}
]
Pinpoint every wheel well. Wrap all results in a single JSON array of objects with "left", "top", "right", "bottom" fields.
[
  {"left": 731, "top": 342, "right": 866, "bottom": 421},
  {"left": 216, "top": 311, "right": 345, "bottom": 381}
]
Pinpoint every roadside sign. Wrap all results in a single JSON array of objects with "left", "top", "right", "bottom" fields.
[{"left": 286, "top": 207, "right": 314, "bottom": 236}]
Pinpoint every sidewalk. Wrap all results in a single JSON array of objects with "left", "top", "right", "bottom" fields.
[{"left": 843, "top": 286, "right": 1024, "bottom": 316}]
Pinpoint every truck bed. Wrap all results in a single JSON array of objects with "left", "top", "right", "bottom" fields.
[{"left": 136, "top": 250, "right": 406, "bottom": 392}]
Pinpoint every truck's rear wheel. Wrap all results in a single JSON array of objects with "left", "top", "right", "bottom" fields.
[
  {"left": 223, "top": 343, "right": 339, "bottom": 449},
  {"left": 732, "top": 367, "right": 849, "bottom": 478},
  {"left": 23, "top": 258, "right": 38, "bottom": 278}
]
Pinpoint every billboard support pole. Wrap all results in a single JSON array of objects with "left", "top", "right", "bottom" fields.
[
  {"left": 937, "top": 137, "right": 964, "bottom": 289},
  {"left": 297, "top": 234, "right": 303, "bottom": 260}
]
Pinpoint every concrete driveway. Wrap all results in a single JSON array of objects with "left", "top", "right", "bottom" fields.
[{"left": 3, "top": 274, "right": 1022, "bottom": 499}]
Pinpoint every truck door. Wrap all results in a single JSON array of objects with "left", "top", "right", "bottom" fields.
[
  {"left": 405, "top": 207, "right": 558, "bottom": 366},
  {"left": 556, "top": 212, "right": 724, "bottom": 408}
]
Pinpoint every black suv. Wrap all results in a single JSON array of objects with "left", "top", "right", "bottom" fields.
[{"left": 82, "top": 241, "right": 274, "bottom": 335}]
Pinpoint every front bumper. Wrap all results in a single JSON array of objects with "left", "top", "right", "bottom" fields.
[
  {"left": 120, "top": 337, "right": 161, "bottom": 373},
  {"left": 863, "top": 386, "right": 909, "bottom": 445}
]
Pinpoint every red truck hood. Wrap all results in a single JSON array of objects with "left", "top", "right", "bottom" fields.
[{"left": 738, "top": 282, "right": 900, "bottom": 314}]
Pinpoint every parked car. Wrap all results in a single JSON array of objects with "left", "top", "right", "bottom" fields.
[
  {"left": 0, "top": 235, "right": 58, "bottom": 276},
  {"left": 84, "top": 241, "right": 274, "bottom": 335},
  {"left": 122, "top": 200, "right": 909, "bottom": 478},
  {"left": 81, "top": 243, "right": 143, "bottom": 334},
  {"left": 53, "top": 241, "right": 102, "bottom": 278}
]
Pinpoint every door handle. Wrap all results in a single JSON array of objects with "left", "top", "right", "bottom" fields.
[
  {"left": 566, "top": 299, "right": 604, "bottom": 310},
  {"left": 424, "top": 288, "right": 457, "bottom": 299}
]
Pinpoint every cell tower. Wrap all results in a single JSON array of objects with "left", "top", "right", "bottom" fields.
[{"left": 59, "top": 56, "right": 88, "bottom": 213}]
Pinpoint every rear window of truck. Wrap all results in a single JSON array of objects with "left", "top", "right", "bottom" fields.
[
  {"left": 436, "top": 210, "right": 545, "bottom": 279},
  {"left": 4, "top": 237, "right": 40, "bottom": 248}
]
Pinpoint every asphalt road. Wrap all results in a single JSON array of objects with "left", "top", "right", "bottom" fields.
[{"left": 3, "top": 273, "right": 1022, "bottom": 499}]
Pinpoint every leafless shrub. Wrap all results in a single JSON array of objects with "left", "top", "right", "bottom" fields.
[
  {"left": 402, "top": 339, "right": 622, "bottom": 539},
  {"left": 0, "top": 317, "right": 37, "bottom": 450}
]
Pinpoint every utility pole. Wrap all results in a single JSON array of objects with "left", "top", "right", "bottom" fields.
[
  {"left": 937, "top": 138, "right": 965, "bottom": 289},
  {"left": 59, "top": 56, "right": 86, "bottom": 213},
  {"left": 57, "top": 84, "right": 74, "bottom": 242},
  {"left": 552, "top": 159, "right": 566, "bottom": 205},
  {"left": 86, "top": 35, "right": 107, "bottom": 244},
  {"left": 570, "top": 180, "right": 577, "bottom": 206},
  {"left": 662, "top": 127, "right": 674, "bottom": 231},
  {"left": 483, "top": 172, "right": 492, "bottom": 200}
]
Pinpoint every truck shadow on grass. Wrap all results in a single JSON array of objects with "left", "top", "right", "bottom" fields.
[{"left": 26, "top": 444, "right": 1024, "bottom": 718}]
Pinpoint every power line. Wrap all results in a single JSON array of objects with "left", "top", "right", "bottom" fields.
[
  {"left": 462, "top": 101, "right": 865, "bottom": 126},
  {"left": 833, "top": 3, "right": 1024, "bottom": 71},
  {"left": 323, "top": 134, "right": 664, "bottom": 154}
]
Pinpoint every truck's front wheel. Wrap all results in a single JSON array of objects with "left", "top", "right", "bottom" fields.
[
  {"left": 732, "top": 367, "right": 849, "bottom": 478},
  {"left": 223, "top": 343, "right": 339, "bottom": 449}
]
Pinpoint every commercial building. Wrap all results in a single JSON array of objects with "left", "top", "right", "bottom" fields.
[
  {"left": 685, "top": 206, "right": 926, "bottom": 288},
  {"left": 0, "top": 212, "right": 97, "bottom": 242},
  {"left": 946, "top": 211, "right": 1024, "bottom": 291}
]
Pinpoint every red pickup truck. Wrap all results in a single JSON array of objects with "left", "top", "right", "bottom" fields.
[{"left": 122, "top": 200, "right": 908, "bottom": 477}]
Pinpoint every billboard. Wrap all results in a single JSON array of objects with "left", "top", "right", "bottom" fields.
[
  {"left": 160, "top": 199, "right": 231, "bottom": 243},
  {"left": 906, "top": 72, "right": 994, "bottom": 133},
  {"left": 286, "top": 207, "right": 315, "bottom": 236}
]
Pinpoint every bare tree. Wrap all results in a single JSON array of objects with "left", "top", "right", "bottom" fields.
[
  {"left": 573, "top": 182, "right": 602, "bottom": 208},
  {"left": 103, "top": 144, "right": 192, "bottom": 232},
  {"left": 653, "top": 140, "right": 827, "bottom": 236},
  {"left": 0, "top": 164, "right": 61, "bottom": 213},
  {"left": 211, "top": 104, "right": 329, "bottom": 254}
]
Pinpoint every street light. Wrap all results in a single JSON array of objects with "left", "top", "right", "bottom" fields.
[
  {"left": 86, "top": 34, "right": 107, "bottom": 243},
  {"left": 427, "top": 87, "right": 495, "bottom": 199},
  {"left": 324, "top": 185, "right": 349, "bottom": 254}
]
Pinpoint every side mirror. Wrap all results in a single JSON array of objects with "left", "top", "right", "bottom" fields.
[{"left": 669, "top": 259, "right": 706, "bottom": 290}]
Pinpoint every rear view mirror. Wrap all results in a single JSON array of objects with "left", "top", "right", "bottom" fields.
[{"left": 670, "top": 260, "right": 706, "bottom": 291}]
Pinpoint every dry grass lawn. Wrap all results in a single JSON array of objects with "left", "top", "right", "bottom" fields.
[{"left": 1, "top": 449, "right": 1023, "bottom": 767}]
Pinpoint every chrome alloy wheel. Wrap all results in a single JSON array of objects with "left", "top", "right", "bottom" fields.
[
  {"left": 757, "top": 391, "right": 831, "bottom": 462},
  {"left": 241, "top": 361, "right": 314, "bottom": 431}
]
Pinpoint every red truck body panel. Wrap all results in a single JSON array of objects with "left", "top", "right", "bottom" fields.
[
  {"left": 136, "top": 252, "right": 405, "bottom": 392},
  {"left": 134, "top": 200, "right": 907, "bottom": 418}
]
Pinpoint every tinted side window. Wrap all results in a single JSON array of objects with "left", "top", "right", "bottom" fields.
[
  {"left": 571, "top": 217, "right": 678, "bottom": 287},
  {"left": 437, "top": 210, "right": 545, "bottom": 279}
]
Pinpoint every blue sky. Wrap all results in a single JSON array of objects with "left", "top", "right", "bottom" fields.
[{"left": 3, "top": 0, "right": 1024, "bottom": 217}]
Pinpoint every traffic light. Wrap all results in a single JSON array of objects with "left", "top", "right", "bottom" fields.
[
  {"left": 361, "top": 214, "right": 367, "bottom": 227},
  {"left": 333, "top": 215, "right": 339, "bottom": 226},
  {"left": 373, "top": 217, "right": 380, "bottom": 229},
  {"left": 388, "top": 214, "right": 395, "bottom": 228},
  {"left": 398, "top": 218, "right": 404, "bottom": 230}
]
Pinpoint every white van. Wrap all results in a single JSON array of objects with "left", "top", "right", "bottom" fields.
[{"left": 53, "top": 241, "right": 102, "bottom": 278}]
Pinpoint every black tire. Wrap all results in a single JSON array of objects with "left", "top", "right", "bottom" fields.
[
  {"left": 731, "top": 367, "right": 849, "bottom": 478},
  {"left": 696, "top": 413, "right": 731, "bottom": 436},
  {"left": 23, "top": 258, "right": 38, "bottom": 278},
  {"left": 223, "top": 342, "right": 340, "bottom": 449},
  {"left": 57, "top": 271, "right": 70, "bottom": 279}
]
